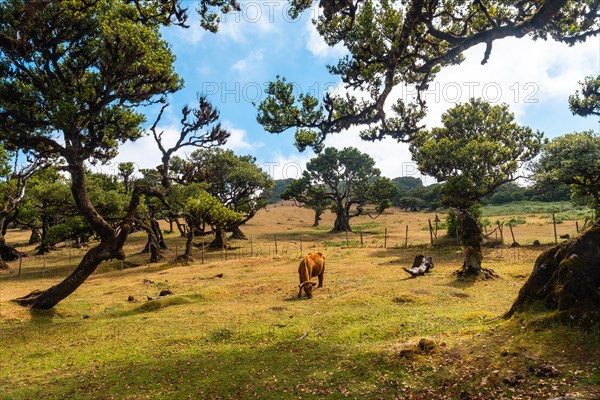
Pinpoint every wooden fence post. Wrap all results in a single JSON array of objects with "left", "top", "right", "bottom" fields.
[
  {"left": 405, "top": 225, "right": 408, "bottom": 248},
  {"left": 384, "top": 227, "right": 387, "bottom": 248},
  {"left": 552, "top": 213, "right": 558, "bottom": 244},
  {"left": 274, "top": 235, "right": 278, "bottom": 255},
  {"left": 360, "top": 230, "right": 363, "bottom": 247},
  {"left": 18, "top": 255, "right": 22, "bottom": 278},
  {"left": 428, "top": 220, "right": 434, "bottom": 246},
  {"left": 509, "top": 223, "right": 517, "bottom": 245}
]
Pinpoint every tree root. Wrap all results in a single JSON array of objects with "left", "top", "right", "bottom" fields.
[
  {"left": 454, "top": 267, "right": 499, "bottom": 280},
  {"left": 11, "top": 290, "right": 46, "bottom": 307}
]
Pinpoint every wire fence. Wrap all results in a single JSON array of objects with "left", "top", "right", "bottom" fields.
[{"left": 6, "top": 212, "right": 582, "bottom": 280}]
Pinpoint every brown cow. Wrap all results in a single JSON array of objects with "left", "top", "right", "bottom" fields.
[{"left": 297, "top": 252, "right": 325, "bottom": 299}]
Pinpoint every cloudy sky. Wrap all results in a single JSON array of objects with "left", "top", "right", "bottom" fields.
[{"left": 109, "top": 2, "right": 600, "bottom": 183}]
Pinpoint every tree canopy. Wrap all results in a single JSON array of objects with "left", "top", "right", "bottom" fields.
[
  {"left": 174, "top": 148, "right": 273, "bottom": 242},
  {"left": 569, "top": 75, "right": 600, "bottom": 118},
  {"left": 410, "top": 98, "right": 543, "bottom": 210},
  {"left": 0, "top": 0, "right": 229, "bottom": 308},
  {"left": 281, "top": 172, "right": 334, "bottom": 226},
  {"left": 287, "top": 147, "right": 397, "bottom": 232},
  {"left": 257, "top": 1, "right": 599, "bottom": 151},
  {"left": 410, "top": 99, "right": 542, "bottom": 276},
  {"left": 533, "top": 131, "right": 600, "bottom": 213}
]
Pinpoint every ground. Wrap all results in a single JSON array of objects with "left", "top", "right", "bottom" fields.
[{"left": 0, "top": 203, "right": 598, "bottom": 399}]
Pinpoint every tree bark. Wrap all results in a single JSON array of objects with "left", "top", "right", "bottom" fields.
[
  {"left": 141, "top": 222, "right": 161, "bottom": 263},
  {"left": 453, "top": 209, "right": 497, "bottom": 279},
  {"left": 175, "top": 218, "right": 187, "bottom": 237},
  {"left": 0, "top": 224, "right": 21, "bottom": 262},
  {"left": 182, "top": 217, "right": 194, "bottom": 261},
  {"left": 506, "top": 219, "right": 600, "bottom": 324},
  {"left": 13, "top": 239, "right": 124, "bottom": 308},
  {"left": 28, "top": 227, "right": 41, "bottom": 245},
  {"left": 312, "top": 209, "right": 323, "bottom": 227},
  {"left": 209, "top": 227, "right": 228, "bottom": 249},
  {"left": 152, "top": 217, "right": 167, "bottom": 249},
  {"left": 331, "top": 207, "right": 351, "bottom": 232},
  {"left": 12, "top": 161, "right": 140, "bottom": 309},
  {"left": 36, "top": 217, "right": 51, "bottom": 255},
  {"left": 229, "top": 225, "right": 247, "bottom": 240}
]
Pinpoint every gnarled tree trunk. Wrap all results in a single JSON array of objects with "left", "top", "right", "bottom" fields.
[
  {"left": 331, "top": 205, "right": 351, "bottom": 232},
  {"left": 209, "top": 227, "right": 228, "bottom": 249},
  {"left": 12, "top": 162, "right": 138, "bottom": 309},
  {"left": 229, "top": 225, "right": 247, "bottom": 240},
  {"left": 0, "top": 230, "right": 21, "bottom": 264},
  {"left": 36, "top": 217, "right": 51, "bottom": 255},
  {"left": 182, "top": 217, "right": 195, "bottom": 261},
  {"left": 506, "top": 219, "right": 600, "bottom": 324},
  {"left": 453, "top": 209, "right": 497, "bottom": 279},
  {"left": 13, "top": 238, "right": 125, "bottom": 308},
  {"left": 312, "top": 209, "right": 323, "bottom": 227},
  {"left": 28, "top": 228, "right": 41, "bottom": 245}
]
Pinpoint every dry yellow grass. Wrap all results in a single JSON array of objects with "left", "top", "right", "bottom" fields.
[{"left": 0, "top": 204, "right": 597, "bottom": 399}]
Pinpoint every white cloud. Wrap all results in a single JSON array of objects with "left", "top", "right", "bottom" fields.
[
  {"left": 306, "top": 36, "right": 599, "bottom": 180},
  {"left": 162, "top": 15, "right": 206, "bottom": 46},
  {"left": 221, "top": 121, "right": 262, "bottom": 152},
  {"left": 231, "top": 49, "right": 265, "bottom": 73},
  {"left": 257, "top": 152, "right": 313, "bottom": 181},
  {"left": 219, "top": 6, "right": 278, "bottom": 43},
  {"left": 305, "top": 18, "right": 347, "bottom": 59},
  {"left": 413, "top": 36, "right": 600, "bottom": 127},
  {"left": 322, "top": 126, "right": 426, "bottom": 182}
]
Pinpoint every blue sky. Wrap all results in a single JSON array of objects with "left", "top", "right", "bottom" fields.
[{"left": 110, "top": 2, "right": 600, "bottom": 183}]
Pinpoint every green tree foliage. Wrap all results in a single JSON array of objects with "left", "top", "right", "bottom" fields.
[
  {"left": 0, "top": 0, "right": 182, "bottom": 308},
  {"left": 533, "top": 131, "right": 600, "bottom": 213},
  {"left": 0, "top": 146, "right": 46, "bottom": 263},
  {"left": 187, "top": 192, "right": 242, "bottom": 230},
  {"left": 186, "top": 190, "right": 242, "bottom": 251},
  {"left": 411, "top": 99, "right": 542, "bottom": 276},
  {"left": 268, "top": 178, "right": 294, "bottom": 204},
  {"left": 411, "top": 99, "right": 543, "bottom": 210},
  {"left": 18, "top": 168, "right": 73, "bottom": 252},
  {"left": 257, "top": 1, "right": 599, "bottom": 150},
  {"left": 392, "top": 177, "right": 423, "bottom": 193},
  {"left": 390, "top": 177, "right": 444, "bottom": 210},
  {"left": 569, "top": 75, "right": 600, "bottom": 117},
  {"left": 118, "top": 162, "right": 136, "bottom": 193},
  {"left": 177, "top": 148, "right": 273, "bottom": 241},
  {"left": 281, "top": 173, "right": 333, "bottom": 227},
  {"left": 287, "top": 147, "right": 397, "bottom": 232}
]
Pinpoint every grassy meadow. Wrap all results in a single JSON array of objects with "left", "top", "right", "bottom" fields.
[{"left": 0, "top": 203, "right": 598, "bottom": 399}]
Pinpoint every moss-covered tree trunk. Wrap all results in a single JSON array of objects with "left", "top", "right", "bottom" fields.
[
  {"left": 506, "top": 219, "right": 600, "bottom": 324},
  {"left": 454, "top": 209, "right": 497, "bottom": 279}
]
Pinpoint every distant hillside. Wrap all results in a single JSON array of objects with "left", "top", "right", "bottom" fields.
[{"left": 267, "top": 178, "right": 294, "bottom": 204}]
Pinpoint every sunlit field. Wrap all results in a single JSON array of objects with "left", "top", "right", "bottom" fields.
[{"left": 1, "top": 203, "right": 598, "bottom": 399}]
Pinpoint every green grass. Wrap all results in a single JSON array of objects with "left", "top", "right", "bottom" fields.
[
  {"left": 1, "top": 206, "right": 599, "bottom": 399},
  {"left": 482, "top": 201, "right": 591, "bottom": 218}
]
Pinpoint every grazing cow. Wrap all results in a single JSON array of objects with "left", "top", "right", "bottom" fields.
[{"left": 297, "top": 252, "right": 325, "bottom": 299}]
